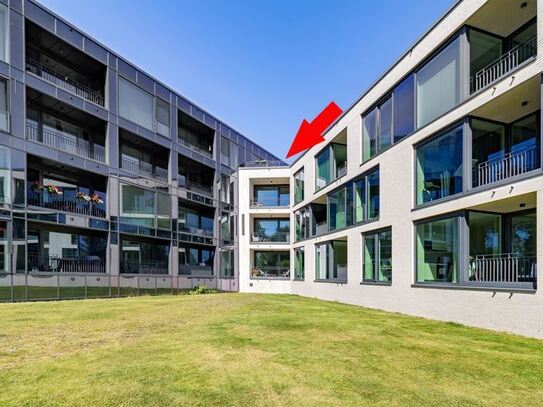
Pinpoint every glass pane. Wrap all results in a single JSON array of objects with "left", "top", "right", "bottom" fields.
[
  {"left": 469, "top": 212, "right": 501, "bottom": 256},
  {"left": 471, "top": 119, "right": 505, "bottom": 187},
  {"left": 510, "top": 211, "right": 536, "bottom": 257},
  {"left": 118, "top": 78, "right": 154, "bottom": 130},
  {"left": 315, "top": 244, "right": 327, "bottom": 280},
  {"left": 378, "top": 230, "right": 392, "bottom": 282},
  {"left": 417, "top": 38, "right": 460, "bottom": 128},
  {"left": 368, "top": 170, "right": 379, "bottom": 219},
  {"left": 363, "top": 107, "right": 377, "bottom": 161},
  {"left": 393, "top": 74, "right": 415, "bottom": 143},
  {"left": 511, "top": 114, "right": 538, "bottom": 172},
  {"left": 328, "top": 188, "right": 346, "bottom": 231},
  {"left": 120, "top": 184, "right": 155, "bottom": 227},
  {"left": 416, "top": 125, "right": 463, "bottom": 205},
  {"left": 379, "top": 98, "right": 392, "bottom": 151},
  {"left": 363, "top": 236, "right": 376, "bottom": 281},
  {"left": 156, "top": 98, "right": 170, "bottom": 137},
  {"left": 316, "top": 149, "right": 331, "bottom": 189},
  {"left": 416, "top": 217, "right": 458, "bottom": 283},
  {"left": 468, "top": 29, "right": 502, "bottom": 93},
  {"left": 0, "top": 5, "right": 7, "bottom": 63},
  {"left": 354, "top": 179, "right": 366, "bottom": 223},
  {"left": 294, "top": 169, "right": 304, "bottom": 204},
  {"left": 157, "top": 193, "right": 171, "bottom": 230}
]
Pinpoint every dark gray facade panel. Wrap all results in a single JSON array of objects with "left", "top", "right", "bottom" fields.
[
  {"left": 24, "top": 1, "right": 55, "bottom": 32},
  {"left": 178, "top": 97, "right": 191, "bottom": 114},
  {"left": 83, "top": 37, "right": 108, "bottom": 65},
  {"left": 204, "top": 114, "right": 216, "bottom": 130},
  {"left": 118, "top": 59, "right": 137, "bottom": 82},
  {"left": 0, "top": 131, "right": 10, "bottom": 147},
  {"left": 10, "top": 0, "right": 22, "bottom": 13},
  {"left": 26, "top": 140, "right": 57, "bottom": 160},
  {"left": 9, "top": 65, "right": 24, "bottom": 82},
  {"left": 9, "top": 80, "right": 24, "bottom": 139},
  {"left": 84, "top": 101, "right": 108, "bottom": 121},
  {"left": 58, "top": 151, "right": 85, "bottom": 168},
  {"left": 25, "top": 73, "right": 55, "bottom": 94},
  {"left": 56, "top": 20, "right": 84, "bottom": 50},
  {"left": 56, "top": 88, "right": 85, "bottom": 110},
  {"left": 156, "top": 82, "right": 170, "bottom": 101},
  {"left": 11, "top": 135, "right": 25, "bottom": 151},
  {"left": 136, "top": 71, "right": 154, "bottom": 94},
  {"left": 84, "top": 160, "right": 109, "bottom": 176},
  {"left": 192, "top": 106, "right": 204, "bottom": 122},
  {"left": 9, "top": 9, "right": 23, "bottom": 70},
  {"left": 0, "top": 60, "right": 8, "bottom": 77}
]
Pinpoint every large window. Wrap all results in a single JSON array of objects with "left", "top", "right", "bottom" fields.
[
  {"left": 353, "top": 168, "right": 379, "bottom": 224},
  {"left": 328, "top": 187, "right": 347, "bottom": 231},
  {"left": 156, "top": 98, "right": 170, "bottom": 138},
  {"left": 253, "top": 185, "right": 289, "bottom": 207},
  {"left": 120, "top": 184, "right": 171, "bottom": 230},
  {"left": 0, "top": 4, "right": 8, "bottom": 63},
  {"left": 220, "top": 249, "right": 234, "bottom": 277},
  {"left": 416, "top": 216, "right": 459, "bottom": 283},
  {"left": 294, "top": 168, "right": 304, "bottom": 204},
  {"left": 252, "top": 251, "right": 290, "bottom": 279},
  {"left": 121, "top": 238, "right": 169, "bottom": 274},
  {"left": 416, "top": 37, "right": 460, "bottom": 128},
  {"left": 119, "top": 78, "right": 154, "bottom": 131},
  {"left": 316, "top": 147, "right": 331, "bottom": 189},
  {"left": 315, "top": 240, "right": 347, "bottom": 282},
  {"left": 416, "top": 124, "right": 463, "bottom": 205},
  {"left": 178, "top": 245, "right": 214, "bottom": 276},
  {"left": 253, "top": 219, "right": 289, "bottom": 242},
  {"left": 363, "top": 228, "right": 392, "bottom": 283},
  {"left": 294, "top": 247, "right": 304, "bottom": 280},
  {"left": 316, "top": 143, "right": 347, "bottom": 190},
  {"left": 179, "top": 206, "right": 214, "bottom": 236},
  {"left": 362, "top": 75, "right": 415, "bottom": 161}
]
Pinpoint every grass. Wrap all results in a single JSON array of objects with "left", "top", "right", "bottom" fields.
[{"left": 0, "top": 294, "right": 542, "bottom": 406}]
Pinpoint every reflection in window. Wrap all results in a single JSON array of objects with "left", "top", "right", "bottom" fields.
[
  {"left": 363, "top": 228, "right": 392, "bottom": 283},
  {"left": 294, "top": 248, "right": 304, "bottom": 280},
  {"left": 416, "top": 125, "right": 463, "bottom": 205},
  {"left": 294, "top": 168, "right": 305, "bottom": 204},
  {"left": 253, "top": 185, "right": 289, "bottom": 207},
  {"left": 156, "top": 98, "right": 170, "bottom": 138},
  {"left": 416, "top": 217, "right": 458, "bottom": 283},
  {"left": 416, "top": 37, "right": 460, "bottom": 128},
  {"left": 119, "top": 78, "right": 154, "bottom": 130}
]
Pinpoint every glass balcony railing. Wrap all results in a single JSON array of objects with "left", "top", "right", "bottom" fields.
[
  {"left": 26, "top": 56, "right": 105, "bottom": 106},
  {"left": 26, "top": 121, "right": 106, "bottom": 162}
]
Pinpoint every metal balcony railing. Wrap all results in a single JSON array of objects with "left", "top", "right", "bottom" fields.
[
  {"left": 470, "top": 254, "right": 536, "bottom": 284},
  {"left": 251, "top": 232, "right": 290, "bottom": 243},
  {"left": 120, "top": 260, "right": 169, "bottom": 275},
  {"left": 26, "top": 121, "right": 106, "bottom": 163},
  {"left": 178, "top": 135, "right": 213, "bottom": 159},
  {"left": 121, "top": 157, "right": 168, "bottom": 182},
  {"left": 178, "top": 175, "right": 213, "bottom": 196},
  {"left": 251, "top": 266, "right": 290, "bottom": 279},
  {"left": 27, "top": 189, "right": 106, "bottom": 218},
  {"left": 250, "top": 198, "right": 290, "bottom": 208},
  {"left": 241, "top": 159, "right": 288, "bottom": 168},
  {"left": 474, "top": 145, "right": 538, "bottom": 187},
  {"left": 28, "top": 254, "right": 106, "bottom": 273},
  {"left": 470, "top": 35, "right": 537, "bottom": 94},
  {"left": 26, "top": 56, "right": 105, "bottom": 106}
]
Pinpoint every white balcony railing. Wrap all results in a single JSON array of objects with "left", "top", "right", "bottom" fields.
[
  {"left": 470, "top": 254, "right": 536, "bottom": 284},
  {"left": 470, "top": 35, "right": 537, "bottom": 94},
  {"left": 26, "top": 121, "right": 106, "bottom": 163},
  {"left": 475, "top": 145, "right": 538, "bottom": 187},
  {"left": 26, "top": 56, "right": 105, "bottom": 106}
]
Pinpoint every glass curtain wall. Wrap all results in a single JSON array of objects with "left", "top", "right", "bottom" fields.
[{"left": 156, "top": 98, "right": 170, "bottom": 138}]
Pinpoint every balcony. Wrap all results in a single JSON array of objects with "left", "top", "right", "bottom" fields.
[
  {"left": 178, "top": 110, "right": 215, "bottom": 159},
  {"left": 121, "top": 157, "right": 168, "bottom": 182},
  {"left": 178, "top": 130, "right": 213, "bottom": 159},
  {"left": 28, "top": 254, "right": 105, "bottom": 273},
  {"left": 251, "top": 266, "right": 290, "bottom": 279},
  {"left": 26, "top": 121, "right": 105, "bottom": 163},
  {"left": 178, "top": 155, "right": 215, "bottom": 197},
  {"left": 252, "top": 185, "right": 289, "bottom": 208},
  {"left": 178, "top": 176, "right": 213, "bottom": 197},
  {"left": 179, "top": 264, "right": 213, "bottom": 277},
  {"left": 470, "top": 35, "right": 536, "bottom": 94},
  {"left": 120, "top": 260, "right": 169, "bottom": 275},
  {"left": 474, "top": 144, "right": 538, "bottom": 187},
  {"left": 26, "top": 57, "right": 105, "bottom": 106},
  {"left": 251, "top": 232, "right": 290, "bottom": 243},
  {"left": 27, "top": 189, "right": 106, "bottom": 218},
  {"left": 469, "top": 254, "right": 536, "bottom": 284}
]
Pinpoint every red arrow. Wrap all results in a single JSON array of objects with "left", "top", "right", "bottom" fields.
[{"left": 286, "top": 101, "right": 343, "bottom": 158}]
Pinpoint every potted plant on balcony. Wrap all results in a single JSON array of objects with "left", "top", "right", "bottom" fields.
[
  {"left": 44, "top": 184, "right": 63, "bottom": 196},
  {"left": 89, "top": 193, "right": 104, "bottom": 205},
  {"left": 76, "top": 191, "right": 91, "bottom": 202}
]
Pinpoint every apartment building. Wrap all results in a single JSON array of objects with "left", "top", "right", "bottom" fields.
[
  {"left": 0, "top": 0, "right": 284, "bottom": 300},
  {"left": 238, "top": 0, "right": 543, "bottom": 338}
]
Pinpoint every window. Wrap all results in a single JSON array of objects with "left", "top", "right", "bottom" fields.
[
  {"left": 315, "top": 240, "right": 347, "bottom": 282},
  {"left": 294, "top": 248, "right": 304, "bottom": 280},
  {"left": 179, "top": 206, "right": 214, "bottom": 236},
  {"left": 0, "top": 4, "right": 8, "bottom": 63},
  {"left": 353, "top": 168, "right": 379, "bottom": 223},
  {"left": 121, "top": 238, "right": 169, "bottom": 274},
  {"left": 416, "top": 37, "right": 460, "bottom": 128},
  {"left": 393, "top": 74, "right": 415, "bottom": 143},
  {"left": 156, "top": 98, "right": 170, "bottom": 138},
  {"left": 295, "top": 207, "right": 311, "bottom": 241},
  {"left": 0, "top": 79, "right": 8, "bottom": 131},
  {"left": 220, "top": 213, "right": 233, "bottom": 243},
  {"left": 316, "top": 143, "right": 347, "bottom": 190},
  {"left": 119, "top": 78, "right": 154, "bottom": 130},
  {"left": 221, "top": 136, "right": 230, "bottom": 167},
  {"left": 328, "top": 187, "right": 346, "bottom": 231},
  {"left": 416, "top": 124, "right": 463, "bottom": 205},
  {"left": 363, "top": 229, "right": 392, "bottom": 283},
  {"left": 294, "top": 168, "right": 304, "bottom": 204},
  {"left": 468, "top": 29, "right": 502, "bottom": 93},
  {"left": 220, "top": 249, "right": 234, "bottom": 277},
  {"left": 156, "top": 193, "right": 171, "bottom": 230},
  {"left": 253, "top": 219, "right": 289, "bottom": 242},
  {"left": 0, "top": 145, "right": 9, "bottom": 204},
  {"left": 252, "top": 251, "right": 290, "bottom": 279},
  {"left": 253, "top": 185, "right": 289, "bottom": 207},
  {"left": 178, "top": 246, "right": 214, "bottom": 275},
  {"left": 416, "top": 216, "right": 458, "bottom": 283},
  {"left": 120, "top": 184, "right": 155, "bottom": 227},
  {"left": 316, "top": 147, "right": 331, "bottom": 189}
]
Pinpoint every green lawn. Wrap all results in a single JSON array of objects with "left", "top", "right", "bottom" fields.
[{"left": 0, "top": 294, "right": 542, "bottom": 406}]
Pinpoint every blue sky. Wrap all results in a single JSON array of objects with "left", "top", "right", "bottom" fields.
[{"left": 40, "top": 0, "right": 454, "bottom": 161}]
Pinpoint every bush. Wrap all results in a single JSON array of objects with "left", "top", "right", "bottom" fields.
[{"left": 188, "top": 285, "right": 217, "bottom": 295}]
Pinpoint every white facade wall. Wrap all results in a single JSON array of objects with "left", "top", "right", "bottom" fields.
[{"left": 237, "top": 0, "right": 543, "bottom": 338}]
